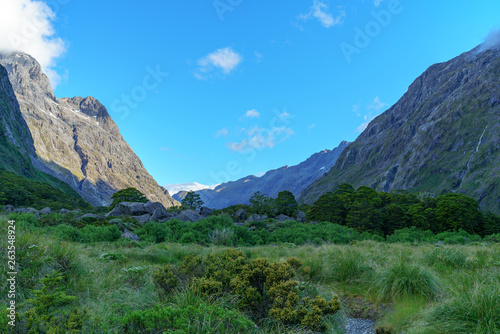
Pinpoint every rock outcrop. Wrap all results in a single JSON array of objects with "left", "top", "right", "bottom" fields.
[
  {"left": 301, "top": 45, "right": 500, "bottom": 214},
  {"left": 0, "top": 52, "right": 178, "bottom": 208}
]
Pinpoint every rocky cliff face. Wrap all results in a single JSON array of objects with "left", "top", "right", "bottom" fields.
[
  {"left": 0, "top": 63, "right": 36, "bottom": 176},
  {"left": 301, "top": 46, "right": 500, "bottom": 214},
  {"left": 179, "top": 141, "right": 349, "bottom": 209},
  {"left": 0, "top": 52, "right": 178, "bottom": 208}
]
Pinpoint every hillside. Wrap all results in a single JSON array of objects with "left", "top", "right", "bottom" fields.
[
  {"left": 0, "top": 52, "right": 178, "bottom": 208},
  {"left": 301, "top": 46, "right": 500, "bottom": 214},
  {"left": 180, "top": 141, "right": 349, "bottom": 209}
]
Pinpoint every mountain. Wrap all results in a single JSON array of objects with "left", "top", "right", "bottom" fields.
[
  {"left": 0, "top": 52, "right": 178, "bottom": 208},
  {"left": 166, "top": 182, "right": 219, "bottom": 196},
  {"left": 301, "top": 45, "right": 500, "bottom": 214},
  {"left": 183, "top": 141, "right": 349, "bottom": 209},
  {"left": 0, "top": 63, "right": 36, "bottom": 177}
]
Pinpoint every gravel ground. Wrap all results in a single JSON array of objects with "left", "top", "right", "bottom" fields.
[{"left": 345, "top": 318, "right": 376, "bottom": 334}]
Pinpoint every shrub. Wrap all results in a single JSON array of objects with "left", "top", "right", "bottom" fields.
[
  {"left": 121, "top": 303, "right": 255, "bottom": 334},
  {"left": 19, "top": 272, "right": 88, "bottom": 333},
  {"left": 159, "top": 249, "right": 342, "bottom": 332},
  {"left": 100, "top": 253, "right": 127, "bottom": 262},
  {"left": 209, "top": 228, "right": 235, "bottom": 246},
  {"left": 375, "top": 261, "right": 442, "bottom": 301}
]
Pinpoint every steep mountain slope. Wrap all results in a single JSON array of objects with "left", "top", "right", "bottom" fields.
[
  {"left": 0, "top": 52, "right": 177, "bottom": 208},
  {"left": 301, "top": 46, "right": 500, "bottom": 214},
  {"left": 181, "top": 141, "right": 349, "bottom": 209},
  {"left": 0, "top": 63, "right": 36, "bottom": 177}
]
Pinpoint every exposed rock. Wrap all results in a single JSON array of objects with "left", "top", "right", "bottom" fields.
[
  {"left": 245, "top": 214, "right": 263, "bottom": 224},
  {"left": 106, "top": 202, "right": 149, "bottom": 217},
  {"left": 60, "top": 209, "right": 69, "bottom": 214},
  {"left": 200, "top": 206, "right": 213, "bottom": 217},
  {"left": 296, "top": 211, "right": 306, "bottom": 223},
  {"left": 301, "top": 46, "right": 500, "bottom": 214},
  {"left": 151, "top": 207, "right": 169, "bottom": 221},
  {"left": 144, "top": 201, "right": 166, "bottom": 215},
  {"left": 80, "top": 213, "right": 97, "bottom": 219},
  {"left": 234, "top": 209, "right": 246, "bottom": 221},
  {"left": 122, "top": 229, "right": 140, "bottom": 242},
  {"left": 39, "top": 207, "right": 52, "bottom": 215},
  {"left": 5, "top": 205, "right": 14, "bottom": 212},
  {"left": 0, "top": 52, "right": 179, "bottom": 209},
  {"left": 73, "top": 209, "right": 82, "bottom": 213},
  {"left": 177, "top": 210, "right": 202, "bottom": 223},
  {"left": 133, "top": 214, "right": 151, "bottom": 225},
  {"left": 276, "top": 214, "right": 294, "bottom": 222}
]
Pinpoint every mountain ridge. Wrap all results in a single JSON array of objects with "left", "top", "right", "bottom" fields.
[
  {"left": 301, "top": 45, "right": 500, "bottom": 214},
  {"left": 0, "top": 52, "right": 178, "bottom": 208},
  {"left": 178, "top": 141, "right": 349, "bottom": 209}
]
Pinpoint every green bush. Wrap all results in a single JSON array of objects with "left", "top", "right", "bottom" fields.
[
  {"left": 375, "top": 261, "right": 443, "bottom": 301},
  {"left": 121, "top": 303, "right": 255, "bottom": 334},
  {"left": 157, "top": 249, "right": 342, "bottom": 332}
]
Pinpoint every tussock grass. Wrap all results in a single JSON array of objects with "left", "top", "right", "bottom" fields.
[{"left": 374, "top": 261, "right": 443, "bottom": 301}]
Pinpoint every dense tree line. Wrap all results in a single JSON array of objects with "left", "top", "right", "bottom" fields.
[{"left": 307, "top": 183, "right": 500, "bottom": 236}]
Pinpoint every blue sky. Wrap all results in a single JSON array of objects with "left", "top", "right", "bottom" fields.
[{"left": 2, "top": 0, "right": 500, "bottom": 189}]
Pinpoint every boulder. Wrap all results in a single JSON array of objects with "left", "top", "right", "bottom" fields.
[
  {"left": 234, "top": 209, "right": 246, "bottom": 221},
  {"left": 60, "top": 208, "right": 69, "bottom": 214},
  {"left": 296, "top": 211, "right": 306, "bottom": 223},
  {"left": 14, "top": 207, "right": 40, "bottom": 218},
  {"left": 200, "top": 207, "right": 213, "bottom": 217},
  {"left": 177, "top": 210, "right": 202, "bottom": 223},
  {"left": 133, "top": 214, "right": 151, "bottom": 225},
  {"left": 245, "top": 214, "right": 263, "bottom": 224},
  {"left": 5, "top": 205, "right": 14, "bottom": 212},
  {"left": 40, "top": 207, "right": 52, "bottom": 215},
  {"left": 106, "top": 201, "right": 151, "bottom": 217},
  {"left": 276, "top": 214, "right": 294, "bottom": 222},
  {"left": 122, "top": 229, "right": 140, "bottom": 242},
  {"left": 144, "top": 201, "right": 166, "bottom": 215},
  {"left": 151, "top": 207, "right": 169, "bottom": 221},
  {"left": 80, "top": 213, "right": 98, "bottom": 219}
]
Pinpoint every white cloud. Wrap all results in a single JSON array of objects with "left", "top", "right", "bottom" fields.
[
  {"left": 245, "top": 109, "right": 260, "bottom": 118},
  {"left": 368, "top": 96, "right": 388, "bottom": 112},
  {"left": 165, "top": 182, "right": 219, "bottom": 196},
  {"left": 480, "top": 28, "right": 500, "bottom": 52},
  {"left": 215, "top": 127, "right": 229, "bottom": 138},
  {"left": 299, "top": 1, "right": 346, "bottom": 28},
  {"left": 374, "top": 0, "right": 384, "bottom": 6},
  {"left": 356, "top": 97, "right": 388, "bottom": 133},
  {"left": 195, "top": 47, "right": 242, "bottom": 79},
  {"left": 227, "top": 126, "right": 294, "bottom": 152},
  {"left": 0, "top": 0, "right": 66, "bottom": 88}
]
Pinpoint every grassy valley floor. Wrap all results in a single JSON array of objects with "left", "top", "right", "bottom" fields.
[{"left": 1, "top": 215, "right": 499, "bottom": 333}]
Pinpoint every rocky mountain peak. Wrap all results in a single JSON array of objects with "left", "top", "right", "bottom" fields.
[{"left": 0, "top": 51, "right": 178, "bottom": 208}]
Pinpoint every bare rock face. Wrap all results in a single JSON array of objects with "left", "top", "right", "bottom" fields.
[
  {"left": 301, "top": 46, "right": 500, "bottom": 214},
  {"left": 0, "top": 52, "right": 178, "bottom": 208}
]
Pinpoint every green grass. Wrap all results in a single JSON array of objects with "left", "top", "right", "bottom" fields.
[{"left": 1, "top": 215, "right": 500, "bottom": 333}]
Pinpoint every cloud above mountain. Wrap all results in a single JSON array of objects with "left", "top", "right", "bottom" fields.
[
  {"left": 195, "top": 47, "right": 243, "bottom": 79},
  {"left": 481, "top": 28, "right": 500, "bottom": 51},
  {"left": 0, "top": 0, "right": 66, "bottom": 88}
]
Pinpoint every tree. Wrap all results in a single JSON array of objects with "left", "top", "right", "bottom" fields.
[
  {"left": 182, "top": 191, "right": 204, "bottom": 210},
  {"left": 110, "top": 188, "right": 148, "bottom": 209},
  {"left": 249, "top": 191, "right": 274, "bottom": 215},
  {"left": 274, "top": 191, "right": 298, "bottom": 217}
]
